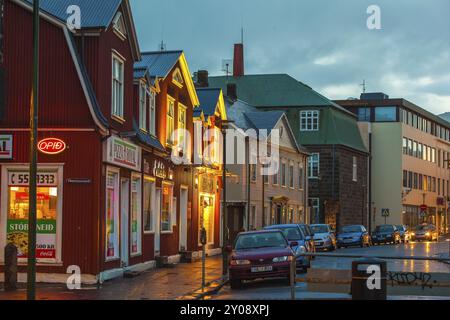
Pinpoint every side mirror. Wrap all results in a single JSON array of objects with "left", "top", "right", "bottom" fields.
[
  {"left": 290, "top": 241, "right": 299, "bottom": 247},
  {"left": 225, "top": 245, "right": 233, "bottom": 253}
]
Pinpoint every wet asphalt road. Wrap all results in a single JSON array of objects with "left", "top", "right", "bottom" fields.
[{"left": 213, "top": 239, "right": 450, "bottom": 300}]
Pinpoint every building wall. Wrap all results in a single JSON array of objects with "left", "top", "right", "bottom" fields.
[
  {"left": 307, "top": 145, "right": 368, "bottom": 231},
  {"left": 371, "top": 123, "right": 403, "bottom": 228}
]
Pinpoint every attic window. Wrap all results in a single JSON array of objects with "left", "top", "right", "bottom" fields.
[
  {"left": 112, "top": 12, "right": 127, "bottom": 39},
  {"left": 172, "top": 68, "right": 184, "bottom": 88}
]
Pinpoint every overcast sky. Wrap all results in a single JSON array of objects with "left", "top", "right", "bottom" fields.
[{"left": 130, "top": 0, "right": 450, "bottom": 115}]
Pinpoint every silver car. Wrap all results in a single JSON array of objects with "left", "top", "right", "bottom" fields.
[{"left": 310, "top": 224, "right": 337, "bottom": 251}]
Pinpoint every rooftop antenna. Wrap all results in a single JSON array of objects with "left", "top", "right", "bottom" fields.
[
  {"left": 159, "top": 40, "right": 166, "bottom": 51},
  {"left": 360, "top": 80, "right": 367, "bottom": 94},
  {"left": 222, "top": 59, "right": 233, "bottom": 78}
]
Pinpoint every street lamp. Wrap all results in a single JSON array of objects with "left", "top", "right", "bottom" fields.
[{"left": 220, "top": 119, "right": 234, "bottom": 276}]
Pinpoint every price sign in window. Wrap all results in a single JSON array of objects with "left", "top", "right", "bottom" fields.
[{"left": 7, "top": 186, "right": 58, "bottom": 261}]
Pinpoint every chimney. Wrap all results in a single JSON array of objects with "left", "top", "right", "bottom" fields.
[
  {"left": 233, "top": 43, "right": 244, "bottom": 77},
  {"left": 196, "top": 70, "right": 209, "bottom": 88},
  {"left": 227, "top": 83, "right": 237, "bottom": 101}
]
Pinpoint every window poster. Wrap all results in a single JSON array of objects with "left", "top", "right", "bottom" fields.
[{"left": 106, "top": 171, "right": 119, "bottom": 260}]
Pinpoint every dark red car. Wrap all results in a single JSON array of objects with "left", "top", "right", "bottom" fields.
[{"left": 227, "top": 230, "right": 296, "bottom": 289}]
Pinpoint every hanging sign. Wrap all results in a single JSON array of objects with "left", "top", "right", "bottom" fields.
[{"left": 38, "top": 138, "right": 66, "bottom": 155}]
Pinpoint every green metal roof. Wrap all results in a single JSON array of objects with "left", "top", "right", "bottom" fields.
[
  {"left": 209, "top": 74, "right": 351, "bottom": 114},
  {"left": 209, "top": 74, "right": 367, "bottom": 153}
]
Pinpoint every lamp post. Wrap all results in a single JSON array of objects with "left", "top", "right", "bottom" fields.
[
  {"left": 28, "top": 0, "right": 40, "bottom": 301},
  {"left": 221, "top": 120, "right": 233, "bottom": 276}
]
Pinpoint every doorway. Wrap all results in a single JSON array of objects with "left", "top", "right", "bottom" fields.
[
  {"left": 179, "top": 187, "right": 188, "bottom": 252},
  {"left": 227, "top": 205, "right": 244, "bottom": 245},
  {"left": 120, "top": 178, "right": 130, "bottom": 267}
]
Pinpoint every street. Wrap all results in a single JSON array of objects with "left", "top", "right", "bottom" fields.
[{"left": 212, "top": 239, "right": 450, "bottom": 300}]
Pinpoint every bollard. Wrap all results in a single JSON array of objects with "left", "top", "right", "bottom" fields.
[
  {"left": 4, "top": 243, "right": 18, "bottom": 291},
  {"left": 290, "top": 256, "right": 296, "bottom": 300},
  {"left": 351, "top": 258, "right": 387, "bottom": 300}
]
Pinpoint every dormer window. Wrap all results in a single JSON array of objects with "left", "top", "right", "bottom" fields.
[
  {"left": 172, "top": 68, "right": 184, "bottom": 88},
  {"left": 112, "top": 12, "right": 127, "bottom": 39}
]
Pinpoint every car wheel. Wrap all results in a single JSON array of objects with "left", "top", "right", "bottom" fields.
[{"left": 230, "top": 279, "right": 242, "bottom": 290}]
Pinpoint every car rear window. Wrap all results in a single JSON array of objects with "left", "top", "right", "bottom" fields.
[
  {"left": 235, "top": 232, "right": 288, "bottom": 250},
  {"left": 278, "top": 227, "right": 304, "bottom": 240},
  {"left": 341, "top": 226, "right": 362, "bottom": 233},
  {"left": 376, "top": 225, "right": 394, "bottom": 232}
]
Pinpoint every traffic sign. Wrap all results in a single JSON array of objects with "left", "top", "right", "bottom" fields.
[{"left": 381, "top": 208, "right": 390, "bottom": 217}]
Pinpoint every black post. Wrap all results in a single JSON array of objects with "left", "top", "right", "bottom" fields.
[
  {"left": 27, "top": 0, "right": 40, "bottom": 301},
  {"left": 246, "top": 137, "right": 251, "bottom": 230}
]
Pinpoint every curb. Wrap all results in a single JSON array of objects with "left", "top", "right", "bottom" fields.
[{"left": 176, "top": 277, "right": 229, "bottom": 300}]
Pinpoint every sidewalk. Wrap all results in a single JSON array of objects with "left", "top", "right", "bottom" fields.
[{"left": 0, "top": 255, "right": 224, "bottom": 300}]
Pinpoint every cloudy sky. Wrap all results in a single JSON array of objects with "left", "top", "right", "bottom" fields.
[{"left": 130, "top": 0, "right": 450, "bottom": 115}]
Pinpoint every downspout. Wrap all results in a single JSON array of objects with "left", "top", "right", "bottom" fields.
[
  {"left": 246, "top": 136, "right": 251, "bottom": 230},
  {"left": 368, "top": 123, "right": 373, "bottom": 232}
]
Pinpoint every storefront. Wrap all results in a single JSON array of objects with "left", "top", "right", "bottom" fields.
[
  {"left": 0, "top": 165, "right": 63, "bottom": 264},
  {"left": 103, "top": 136, "right": 142, "bottom": 269}
]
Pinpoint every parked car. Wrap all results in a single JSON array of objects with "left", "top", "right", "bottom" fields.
[
  {"left": 410, "top": 224, "right": 439, "bottom": 242},
  {"left": 310, "top": 224, "right": 337, "bottom": 251},
  {"left": 371, "top": 225, "right": 401, "bottom": 245},
  {"left": 395, "top": 225, "right": 411, "bottom": 243},
  {"left": 228, "top": 230, "right": 296, "bottom": 289},
  {"left": 336, "top": 225, "right": 371, "bottom": 248},
  {"left": 264, "top": 224, "right": 310, "bottom": 271},
  {"left": 297, "top": 223, "right": 316, "bottom": 256}
]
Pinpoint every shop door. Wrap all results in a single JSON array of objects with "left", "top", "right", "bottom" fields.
[
  {"left": 154, "top": 188, "right": 161, "bottom": 255},
  {"left": 227, "top": 205, "right": 244, "bottom": 245},
  {"left": 120, "top": 178, "right": 130, "bottom": 267},
  {"left": 179, "top": 187, "right": 188, "bottom": 251},
  {"left": 275, "top": 205, "right": 282, "bottom": 224}
]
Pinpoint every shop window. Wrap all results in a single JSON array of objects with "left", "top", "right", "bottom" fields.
[
  {"left": 199, "top": 195, "right": 215, "bottom": 244},
  {"left": 161, "top": 183, "right": 174, "bottom": 232},
  {"left": 7, "top": 185, "right": 58, "bottom": 261},
  {"left": 106, "top": 170, "right": 120, "bottom": 260},
  {"left": 130, "top": 174, "right": 142, "bottom": 255},
  {"left": 143, "top": 177, "right": 155, "bottom": 232}
]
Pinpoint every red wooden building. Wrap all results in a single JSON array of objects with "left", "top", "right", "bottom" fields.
[{"left": 0, "top": 0, "right": 224, "bottom": 283}]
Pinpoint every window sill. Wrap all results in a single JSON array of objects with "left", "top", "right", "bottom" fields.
[
  {"left": 111, "top": 115, "right": 126, "bottom": 124},
  {"left": 161, "top": 230, "right": 173, "bottom": 235},
  {"left": 144, "top": 231, "right": 155, "bottom": 235},
  {"left": 105, "top": 257, "right": 120, "bottom": 263}
]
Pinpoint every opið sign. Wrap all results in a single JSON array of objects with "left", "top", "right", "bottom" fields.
[{"left": 38, "top": 138, "right": 67, "bottom": 155}]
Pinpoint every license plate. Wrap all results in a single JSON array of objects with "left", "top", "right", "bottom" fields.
[
  {"left": 251, "top": 266, "right": 273, "bottom": 273},
  {"left": 344, "top": 239, "right": 353, "bottom": 242}
]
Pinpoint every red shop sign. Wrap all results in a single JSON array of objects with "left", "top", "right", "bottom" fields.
[{"left": 38, "top": 138, "right": 66, "bottom": 155}]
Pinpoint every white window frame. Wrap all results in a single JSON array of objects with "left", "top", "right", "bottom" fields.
[
  {"left": 111, "top": 52, "right": 125, "bottom": 120},
  {"left": 112, "top": 12, "right": 127, "bottom": 40},
  {"left": 298, "top": 163, "right": 304, "bottom": 190},
  {"left": 148, "top": 90, "right": 156, "bottom": 135},
  {"left": 130, "top": 173, "right": 142, "bottom": 256},
  {"left": 352, "top": 156, "right": 358, "bottom": 182},
  {"left": 139, "top": 81, "right": 147, "bottom": 131},
  {"left": 289, "top": 162, "right": 294, "bottom": 189},
  {"left": 143, "top": 176, "right": 156, "bottom": 234},
  {"left": 166, "top": 96, "right": 175, "bottom": 146},
  {"left": 178, "top": 103, "right": 187, "bottom": 152},
  {"left": 308, "top": 153, "right": 320, "bottom": 179},
  {"left": 300, "top": 110, "right": 319, "bottom": 131}
]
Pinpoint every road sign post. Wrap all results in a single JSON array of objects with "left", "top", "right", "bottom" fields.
[{"left": 381, "top": 209, "right": 390, "bottom": 224}]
